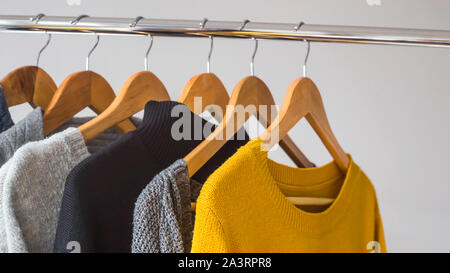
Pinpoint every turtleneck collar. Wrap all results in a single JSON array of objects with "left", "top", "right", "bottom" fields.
[
  {"left": 133, "top": 100, "right": 249, "bottom": 182},
  {"left": 134, "top": 100, "right": 215, "bottom": 164}
]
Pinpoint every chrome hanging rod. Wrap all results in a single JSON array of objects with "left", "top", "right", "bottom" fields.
[{"left": 0, "top": 15, "right": 450, "bottom": 48}]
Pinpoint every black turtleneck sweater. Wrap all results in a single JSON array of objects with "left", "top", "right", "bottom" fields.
[{"left": 53, "top": 101, "right": 249, "bottom": 253}]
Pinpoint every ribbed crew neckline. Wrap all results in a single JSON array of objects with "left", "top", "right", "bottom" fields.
[{"left": 247, "top": 137, "right": 360, "bottom": 234}]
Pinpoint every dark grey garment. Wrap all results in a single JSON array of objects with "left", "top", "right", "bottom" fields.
[
  {"left": 0, "top": 107, "right": 43, "bottom": 167},
  {"left": 0, "top": 85, "right": 14, "bottom": 133},
  {"left": 132, "top": 159, "right": 201, "bottom": 253}
]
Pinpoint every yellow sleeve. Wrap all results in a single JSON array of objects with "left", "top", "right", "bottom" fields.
[
  {"left": 191, "top": 206, "right": 230, "bottom": 253},
  {"left": 375, "top": 204, "right": 387, "bottom": 253}
]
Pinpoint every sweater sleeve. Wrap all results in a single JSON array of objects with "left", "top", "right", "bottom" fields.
[
  {"left": 191, "top": 207, "right": 229, "bottom": 253},
  {"left": 375, "top": 204, "right": 387, "bottom": 253}
]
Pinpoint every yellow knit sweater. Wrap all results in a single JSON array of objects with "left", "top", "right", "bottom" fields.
[{"left": 191, "top": 138, "right": 386, "bottom": 253}]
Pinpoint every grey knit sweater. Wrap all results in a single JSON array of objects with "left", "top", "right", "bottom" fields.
[
  {"left": 0, "top": 107, "right": 44, "bottom": 166},
  {"left": 0, "top": 125, "right": 124, "bottom": 253},
  {"left": 0, "top": 108, "right": 45, "bottom": 252},
  {"left": 132, "top": 159, "right": 202, "bottom": 253}
]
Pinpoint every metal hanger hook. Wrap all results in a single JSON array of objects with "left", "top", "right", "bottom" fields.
[
  {"left": 129, "top": 17, "right": 152, "bottom": 71},
  {"left": 206, "top": 36, "right": 214, "bottom": 73},
  {"left": 239, "top": 19, "right": 250, "bottom": 31},
  {"left": 144, "top": 34, "right": 153, "bottom": 71},
  {"left": 200, "top": 18, "right": 214, "bottom": 73},
  {"left": 31, "top": 14, "right": 51, "bottom": 67},
  {"left": 130, "top": 16, "right": 144, "bottom": 28},
  {"left": 70, "top": 15, "right": 99, "bottom": 71},
  {"left": 303, "top": 41, "right": 311, "bottom": 77},
  {"left": 86, "top": 33, "right": 100, "bottom": 71},
  {"left": 240, "top": 20, "right": 257, "bottom": 76},
  {"left": 70, "top": 14, "right": 89, "bottom": 25},
  {"left": 295, "top": 21, "right": 310, "bottom": 77},
  {"left": 36, "top": 31, "right": 52, "bottom": 67},
  {"left": 30, "top": 13, "right": 45, "bottom": 23},
  {"left": 250, "top": 38, "right": 258, "bottom": 76}
]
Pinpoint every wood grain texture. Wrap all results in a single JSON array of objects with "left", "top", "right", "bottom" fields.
[
  {"left": 190, "top": 197, "right": 333, "bottom": 211},
  {"left": 178, "top": 73, "right": 229, "bottom": 121},
  {"left": 260, "top": 77, "right": 350, "bottom": 172},
  {"left": 184, "top": 75, "right": 313, "bottom": 177},
  {"left": 1, "top": 66, "right": 57, "bottom": 109},
  {"left": 79, "top": 70, "right": 170, "bottom": 142},
  {"left": 43, "top": 70, "right": 136, "bottom": 136}
]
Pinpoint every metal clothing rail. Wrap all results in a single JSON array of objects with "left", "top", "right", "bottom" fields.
[{"left": 0, "top": 15, "right": 450, "bottom": 48}]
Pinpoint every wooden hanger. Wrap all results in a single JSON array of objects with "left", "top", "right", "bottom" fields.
[
  {"left": 43, "top": 70, "right": 137, "bottom": 135},
  {"left": 78, "top": 70, "right": 170, "bottom": 142},
  {"left": 78, "top": 30, "right": 170, "bottom": 142},
  {"left": 189, "top": 77, "right": 345, "bottom": 210},
  {"left": 184, "top": 75, "right": 314, "bottom": 178},
  {"left": 257, "top": 39, "right": 348, "bottom": 207},
  {"left": 260, "top": 77, "right": 349, "bottom": 171},
  {"left": 258, "top": 77, "right": 350, "bottom": 207},
  {"left": 178, "top": 33, "right": 229, "bottom": 121},
  {"left": 257, "top": 37, "right": 348, "bottom": 207},
  {"left": 183, "top": 30, "right": 313, "bottom": 177},
  {"left": 190, "top": 196, "right": 335, "bottom": 212},
  {"left": 1, "top": 21, "right": 57, "bottom": 110},
  {"left": 178, "top": 73, "right": 229, "bottom": 121},
  {"left": 1, "top": 66, "right": 56, "bottom": 109},
  {"left": 43, "top": 31, "right": 136, "bottom": 136}
]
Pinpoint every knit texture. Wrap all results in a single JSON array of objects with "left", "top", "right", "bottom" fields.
[
  {"left": 191, "top": 138, "right": 387, "bottom": 253},
  {"left": 54, "top": 116, "right": 141, "bottom": 154},
  {"left": 0, "top": 128, "right": 88, "bottom": 253},
  {"left": 54, "top": 100, "right": 249, "bottom": 253},
  {"left": 0, "top": 85, "right": 14, "bottom": 133},
  {"left": 132, "top": 159, "right": 201, "bottom": 253},
  {"left": 0, "top": 124, "right": 125, "bottom": 253},
  {"left": 0, "top": 110, "right": 129, "bottom": 253},
  {"left": 0, "top": 107, "right": 43, "bottom": 167}
]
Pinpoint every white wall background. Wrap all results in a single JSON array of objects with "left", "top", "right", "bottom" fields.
[{"left": 0, "top": 0, "right": 449, "bottom": 252}]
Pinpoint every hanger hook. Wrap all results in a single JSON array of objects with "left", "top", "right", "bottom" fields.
[
  {"left": 240, "top": 20, "right": 257, "bottom": 76},
  {"left": 130, "top": 16, "right": 144, "bottom": 28},
  {"left": 295, "top": 21, "right": 310, "bottom": 77},
  {"left": 129, "top": 17, "right": 152, "bottom": 71},
  {"left": 36, "top": 32, "right": 52, "bottom": 68},
  {"left": 144, "top": 35, "right": 153, "bottom": 71},
  {"left": 86, "top": 34, "right": 100, "bottom": 71},
  {"left": 70, "top": 15, "right": 99, "bottom": 71},
  {"left": 200, "top": 18, "right": 214, "bottom": 73},
  {"left": 31, "top": 14, "right": 51, "bottom": 67},
  {"left": 70, "top": 14, "right": 89, "bottom": 25},
  {"left": 250, "top": 38, "right": 258, "bottom": 76},
  {"left": 239, "top": 19, "right": 250, "bottom": 31},
  {"left": 30, "top": 13, "right": 45, "bottom": 23}
]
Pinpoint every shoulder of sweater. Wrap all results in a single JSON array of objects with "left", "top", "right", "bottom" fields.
[
  {"left": 136, "top": 159, "right": 186, "bottom": 203},
  {"left": 351, "top": 164, "right": 377, "bottom": 201},
  {"left": 3, "top": 128, "right": 83, "bottom": 167},
  {"left": 65, "top": 130, "right": 139, "bottom": 175},
  {"left": 196, "top": 143, "right": 257, "bottom": 208}
]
